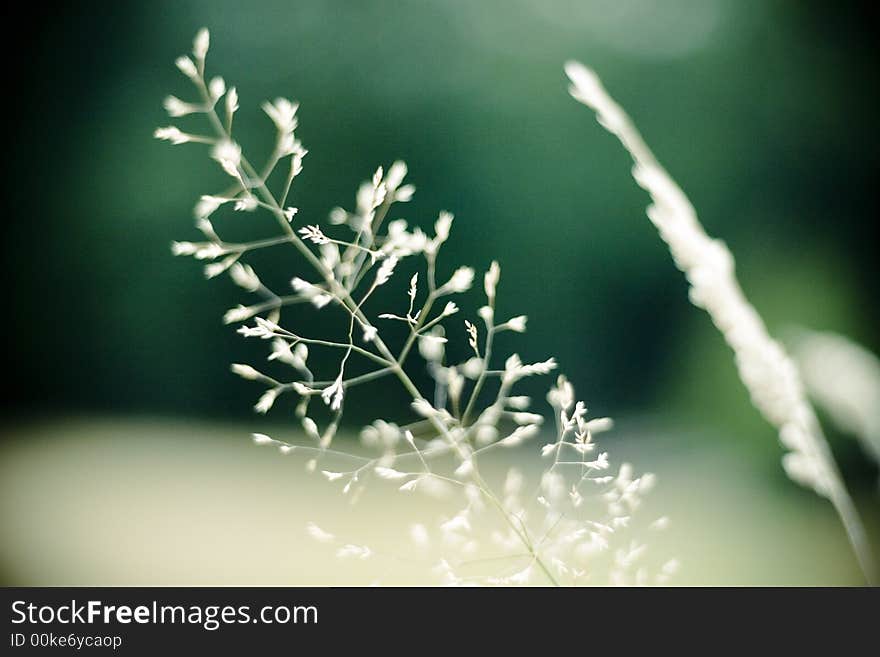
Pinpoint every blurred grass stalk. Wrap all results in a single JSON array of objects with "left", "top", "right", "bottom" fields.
[
  {"left": 792, "top": 328, "right": 880, "bottom": 474},
  {"left": 564, "top": 61, "right": 876, "bottom": 584}
]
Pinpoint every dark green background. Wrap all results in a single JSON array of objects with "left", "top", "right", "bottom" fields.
[{"left": 5, "top": 1, "right": 878, "bottom": 467}]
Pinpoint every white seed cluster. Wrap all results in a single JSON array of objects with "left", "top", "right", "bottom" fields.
[{"left": 157, "top": 30, "right": 673, "bottom": 585}]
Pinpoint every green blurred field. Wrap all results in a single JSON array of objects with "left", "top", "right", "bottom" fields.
[{"left": 1, "top": 417, "right": 875, "bottom": 586}]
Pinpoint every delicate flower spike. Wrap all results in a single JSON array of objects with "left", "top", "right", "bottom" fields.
[
  {"left": 299, "top": 224, "right": 328, "bottom": 245},
  {"left": 263, "top": 98, "right": 299, "bottom": 134},
  {"left": 321, "top": 376, "right": 344, "bottom": 411},
  {"left": 211, "top": 139, "right": 242, "bottom": 178},
  {"left": 240, "top": 315, "right": 275, "bottom": 337},
  {"left": 374, "top": 255, "right": 398, "bottom": 287},
  {"left": 302, "top": 417, "right": 320, "bottom": 441},
  {"left": 234, "top": 195, "right": 257, "bottom": 212},
  {"left": 435, "top": 211, "right": 453, "bottom": 244},
  {"left": 255, "top": 316, "right": 282, "bottom": 335},
  {"left": 374, "top": 466, "right": 409, "bottom": 480},
  {"left": 362, "top": 325, "right": 377, "bottom": 343},
  {"left": 503, "top": 354, "right": 557, "bottom": 383},
  {"left": 292, "top": 277, "right": 333, "bottom": 308},
  {"left": 328, "top": 207, "right": 347, "bottom": 225},
  {"left": 385, "top": 160, "right": 408, "bottom": 192},
  {"left": 500, "top": 424, "right": 540, "bottom": 447},
  {"left": 418, "top": 330, "right": 447, "bottom": 362},
  {"left": 229, "top": 262, "right": 261, "bottom": 292},
  {"left": 195, "top": 217, "right": 218, "bottom": 238},
  {"left": 171, "top": 241, "right": 197, "bottom": 256},
  {"left": 465, "top": 320, "right": 479, "bottom": 353},
  {"left": 395, "top": 184, "right": 415, "bottom": 203},
  {"left": 461, "top": 357, "right": 483, "bottom": 379},
  {"left": 502, "top": 315, "right": 528, "bottom": 333},
  {"left": 192, "top": 28, "right": 210, "bottom": 63},
  {"left": 190, "top": 242, "right": 225, "bottom": 260},
  {"left": 506, "top": 396, "right": 531, "bottom": 410},
  {"left": 586, "top": 417, "right": 614, "bottom": 434},
  {"left": 204, "top": 254, "right": 239, "bottom": 279},
  {"left": 484, "top": 261, "right": 500, "bottom": 303},
  {"left": 154, "top": 126, "right": 192, "bottom": 145},
  {"left": 213, "top": 144, "right": 242, "bottom": 172},
  {"left": 175, "top": 55, "right": 199, "bottom": 81},
  {"left": 231, "top": 363, "right": 262, "bottom": 380},
  {"left": 547, "top": 374, "right": 575, "bottom": 411},
  {"left": 411, "top": 398, "right": 439, "bottom": 418},
  {"left": 164, "top": 33, "right": 674, "bottom": 587},
  {"left": 163, "top": 95, "right": 201, "bottom": 117},
  {"left": 511, "top": 412, "right": 543, "bottom": 426},
  {"left": 369, "top": 173, "right": 387, "bottom": 211},
  {"left": 254, "top": 388, "right": 279, "bottom": 414},
  {"left": 409, "top": 273, "right": 418, "bottom": 303},
  {"left": 291, "top": 382, "right": 314, "bottom": 396},
  {"left": 194, "top": 195, "right": 229, "bottom": 219},
  {"left": 251, "top": 432, "right": 274, "bottom": 445},
  {"left": 208, "top": 76, "right": 226, "bottom": 102},
  {"left": 442, "top": 266, "right": 474, "bottom": 294},
  {"left": 384, "top": 160, "right": 415, "bottom": 203},
  {"left": 522, "top": 358, "right": 557, "bottom": 376},
  {"left": 225, "top": 86, "right": 239, "bottom": 121},
  {"left": 224, "top": 304, "right": 258, "bottom": 325}
]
